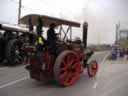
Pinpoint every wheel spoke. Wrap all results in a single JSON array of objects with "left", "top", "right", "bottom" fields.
[
  {"left": 61, "top": 65, "right": 68, "bottom": 71},
  {"left": 59, "top": 71, "right": 67, "bottom": 79},
  {"left": 64, "top": 73, "right": 72, "bottom": 82},
  {"left": 65, "top": 55, "right": 70, "bottom": 64},
  {"left": 65, "top": 71, "right": 78, "bottom": 84},
  {"left": 17, "top": 55, "right": 23, "bottom": 61},
  {"left": 15, "top": 57, "right": 20, "bottom": 63},
  {"left": 62, "top": 60, "right": 67, "bottom": 65},
  {"left": 61, "top": 61, "right": 68, "bottom": 70},
  {"left": 72, "top": 63, "right": 78, "bottom": 68}
]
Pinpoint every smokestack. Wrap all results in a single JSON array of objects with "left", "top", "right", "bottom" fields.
[
  {"left": 83, "top": 22, "right": 88, "bottom": 49},
  {"left": 0, "top": 24, "right": 2, "bottom": 29}
]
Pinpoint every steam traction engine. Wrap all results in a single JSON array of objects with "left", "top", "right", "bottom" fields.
[
  {"left": 0, "top": 23, "right": 35, "bottom": 65},
  {"left": 20, "top": 14, "right": 98, "bottom": 86}
]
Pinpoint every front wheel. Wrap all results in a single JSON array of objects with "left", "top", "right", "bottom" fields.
[{"left": 87, "top": 60, "right": 98, "bottom": 77}]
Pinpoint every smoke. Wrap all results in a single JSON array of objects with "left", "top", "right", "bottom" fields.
[{"left": 82, "top": 0, "right": 128, "bottom": 44}]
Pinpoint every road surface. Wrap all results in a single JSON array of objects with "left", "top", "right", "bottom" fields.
[{"left": 0, "top": 51, "right": 128, "bottom": 96}]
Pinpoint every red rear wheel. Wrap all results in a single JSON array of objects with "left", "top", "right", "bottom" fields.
[
  {"left": 54, "top": 51, "right": 80, "bottom": 86},
  {"left": 88, "top": 60, "right": 98, "bottom": 77}
]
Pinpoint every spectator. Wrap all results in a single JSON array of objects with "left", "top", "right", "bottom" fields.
[
  {"left": 126, "top": 48, "right": 128, "bottom": 55},
  {"left": 111, "top": 48, "right": 117, "bottom": 60},
  {"left": 119, "top": 48, "right": 125, "bottom": 58}
]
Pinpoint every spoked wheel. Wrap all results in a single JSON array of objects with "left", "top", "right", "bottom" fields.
[
  {"left": 54, "top": 51, "right": 81, "bottom": 87},
  {"left": 5, "top": 39, "right": 24, "bottom": 65},
  {"left": 87, "top": 60, "right": 98, "bottom": 77}
]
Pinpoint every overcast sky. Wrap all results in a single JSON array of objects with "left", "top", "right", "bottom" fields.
[
  {"left": 21, "top": 0, "right": 84, "bottom": 19},
  {"left": 82, "top": 0, "right": 128, "bottom": 44},
  {"left": 1, "top": 0, "right": 128, "bottom": 44}
]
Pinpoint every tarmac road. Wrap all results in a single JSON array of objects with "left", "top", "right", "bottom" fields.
[{"left": 0, "top": 51, "right": 128, "bottom": 96}]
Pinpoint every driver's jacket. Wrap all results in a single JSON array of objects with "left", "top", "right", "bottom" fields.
[
  {"left": 37, "top": 35, "right": 46, "bottom": 50},
  {"left": 47, "top": 28, "right": 57, "bottom": 43},
  {"left": 38, "top": 36, "right": 44, "bottom": 45}
]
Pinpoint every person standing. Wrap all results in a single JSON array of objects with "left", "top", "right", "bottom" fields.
[{"left": 47, "top": 23, "right": 58, "bottom": 54}]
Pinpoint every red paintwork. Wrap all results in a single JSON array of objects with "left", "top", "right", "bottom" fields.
[
  {"left": 88, "top": 60, "right": 98, "bottom": 77},
  {"left": 26, "top": 43, "right": 98, "bottom": 86},
  {"left": 29, "top": 49, "right": 53, "bottom": 80},
  {"left": 58, "top": 52, "right": 80, "bottom": 86}
]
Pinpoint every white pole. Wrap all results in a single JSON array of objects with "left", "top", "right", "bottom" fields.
[{"left": 18, "top": 0, "right": 21, "bottom": 24}]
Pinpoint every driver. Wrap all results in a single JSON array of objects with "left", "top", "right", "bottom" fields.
[
  {"left": 47, "top": 23, "right": 58, "bottom": 54},
  {"left": 36, "top": 17, "right": 46, "bottom": 50}
]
